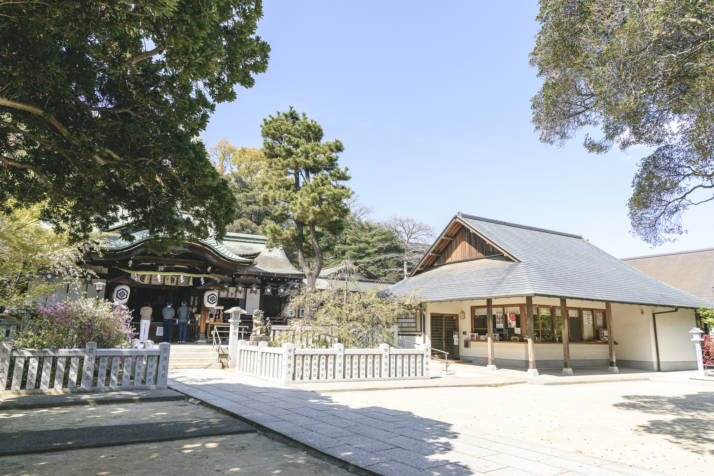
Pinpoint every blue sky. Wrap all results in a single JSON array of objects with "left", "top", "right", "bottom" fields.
[{"left": 201, "top": 1, "right": 713, "bottom": 259}]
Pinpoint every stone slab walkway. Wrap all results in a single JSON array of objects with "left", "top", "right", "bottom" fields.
[{"left": 169, "top": 369, "right": 668, "bottom": 476}]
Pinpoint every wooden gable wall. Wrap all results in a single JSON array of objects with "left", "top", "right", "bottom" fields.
[{"left": 435, "top": 225, "right": 502, "bottom": 266}]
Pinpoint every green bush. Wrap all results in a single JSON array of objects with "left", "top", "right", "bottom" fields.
[{"left": 13, "top": 298, "right": 133, "bottom": 349}]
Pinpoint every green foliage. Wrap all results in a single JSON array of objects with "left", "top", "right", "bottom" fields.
[
  {"left": 259, "top": 108, "right": 353, "bottom": 288},
  {"left": 0, "top": 203, "right": 90, "bottom": 311},
  {"left": 0, "top": 1, "right": 270, "bottom": 242},
  {"left": 698, "top": 306, "right": 714, "bottom": 331},
  {"left": 322, "top": 211, "right": 403, "bottom": 282},
  {"left": 530, "top": 0, "right": 713, "bottom": 244},
  {"left": 286, "top": 287, "right": 416, "bottom": 348},
  {"left": 210, "top": 140, "right": 276, "bottom": 234},
  {"left": 13, "top": 299, "right": 133, "bottom": 349}
]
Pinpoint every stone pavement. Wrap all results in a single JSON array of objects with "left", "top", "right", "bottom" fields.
[{"left": 170, "top": 369, "right": 668, "bottom": 476}]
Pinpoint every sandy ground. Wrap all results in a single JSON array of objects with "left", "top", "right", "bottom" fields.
[{"left": 323, "top": 379, "right": 714, "bottom": 476}]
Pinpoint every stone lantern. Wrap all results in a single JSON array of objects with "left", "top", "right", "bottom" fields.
[{"left": 689, "top": 327, "right": 705, "bottom": 376}]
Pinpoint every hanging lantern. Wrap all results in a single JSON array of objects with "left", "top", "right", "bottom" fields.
[
  {"left": 200, "top": 277, "right": 205, "bottom": 286},
  {"left": 179, "top": 275, "right": 184, "bottom": 284},
  {"left": 236, "top": 284, "right": 244, "bottom": 293},
  {"left": 264, "top": 286, "right": 273, "bottom": 296},
  {"left": 156, "top": 274, "right": 162, "bottom": 283},
  {"left": 250, "top": 284, "right": 258, "bottom": 293}
]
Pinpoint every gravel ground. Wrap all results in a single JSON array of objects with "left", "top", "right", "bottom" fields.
[{"left": 323, "top": 379, "right": 714, "bottom": 476}]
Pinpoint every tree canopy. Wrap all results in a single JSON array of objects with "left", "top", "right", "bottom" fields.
[
  {"left": 322, "top": 207, "right": 403, "bottom": 282},
  {"left": 530, "top": 0, "right": 713, "bottom": 244},
  {"left": 210, "top": 140, "right": 276, "bottom": 234},
  {"left": 259, "top": 108, "right": 352, "bottom": 289},
  {"left": 1, "top": 1, "right": 270, "bottom": 241}
]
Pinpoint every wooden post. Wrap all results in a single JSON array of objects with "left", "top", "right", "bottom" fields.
[
  {"left": 486, "top": 298, "right": 496, "bottom": 370},
  {"left": 560, "top": 298, "right": 573, "bottom": 375},
  {"left": 605, "top": 302, "right": 618, "bottom": 373},
  {"left": 526, "top": 296, "right": 538, "bottom": 376}
]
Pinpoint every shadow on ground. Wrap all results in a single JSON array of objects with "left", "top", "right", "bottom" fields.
[
  {"left": 172, "top": 374, "right": 474, "bottom": 475},
  {"left": 614, "top": 391, "right": 714, "bottom": 455}
]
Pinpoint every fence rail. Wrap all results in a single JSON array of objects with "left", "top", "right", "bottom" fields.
[
  {"left": 232, "top": 340, "right": 430, "bottom": 383},
  {"left": 0, "top": 341, "right": 170, "bottom": 394}
]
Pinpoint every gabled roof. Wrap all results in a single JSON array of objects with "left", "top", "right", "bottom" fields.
[
  {"left": 391, "top": 213, "right": 712, "bottom": 308},
  {"left": 623, "top": 248, "right": 714, "bottom": 304}
]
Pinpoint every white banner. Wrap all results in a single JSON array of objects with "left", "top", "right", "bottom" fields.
[
  {"left": 113, "top": 284, "right": 131, "bottom": 304},
  {"left": 204, "top": 290, "right": 219, "bottom": 308}
]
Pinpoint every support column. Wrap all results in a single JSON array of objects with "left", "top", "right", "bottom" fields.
[
  {"left": 560, "top": 297, "right": 573, "bottom": 376},
  {"left": 605, "top": 302, "right": 619, "bottom": 373},
  {"left": 525, "top": 296, "right": 538, "bottom": 376},
  {"left": 486, "top": 298, "right": 496, "bottom": 370}
]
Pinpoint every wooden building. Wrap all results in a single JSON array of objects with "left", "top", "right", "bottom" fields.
[
  {"left": 391, "top": 213, "right": 712, "bottom": 373},
  {"left": 87, "top": 230, "right": 303, "bottom": 342}
]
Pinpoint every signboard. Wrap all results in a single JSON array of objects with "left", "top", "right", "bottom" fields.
[
  {"left": 204, "top": 290, "right": 219, "bottom": 308},
  {"left": 112, "top": 285, "right": 130, "bottom": 304}
]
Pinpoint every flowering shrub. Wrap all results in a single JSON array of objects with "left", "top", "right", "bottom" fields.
[{"left": 13, "top": 298, "right": 134, "bottom": 349}]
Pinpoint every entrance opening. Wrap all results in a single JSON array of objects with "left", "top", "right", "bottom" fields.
[{"left": 430, "top": 313, "right": 459, "bottom": 359}]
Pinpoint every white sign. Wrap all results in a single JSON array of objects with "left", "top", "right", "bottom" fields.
[
  {"left": 204, "top": 290, "right": 219, "bottom": 308},
  {"left": 155, "top": 327, "right": 163, "bottom": 337},
  {"left": 112, "top": 284, "right": 130, "bottom": 304}
]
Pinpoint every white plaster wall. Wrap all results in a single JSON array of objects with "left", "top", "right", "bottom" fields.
[
  {"left": 610, "top": 303, "right": 655, "bottom": 370},
  {"left": 652, "top": 307, "right": 697, "bottom": 370}
]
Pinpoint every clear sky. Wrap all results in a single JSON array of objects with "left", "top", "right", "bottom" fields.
[{"left": 201, "top": 1, "right": 713, "bottom": 259}]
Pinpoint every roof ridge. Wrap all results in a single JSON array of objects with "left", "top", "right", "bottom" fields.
[
  {"left": 622, "top": 247, "right": 714, "bottom": 261},
  {"left": 458, "top": 212, "right": 582, "bottom": 239}
]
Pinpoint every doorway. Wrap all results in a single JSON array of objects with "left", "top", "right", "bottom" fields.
[{"left": 430, "top": 313, "right": 459, "bottom": 359}]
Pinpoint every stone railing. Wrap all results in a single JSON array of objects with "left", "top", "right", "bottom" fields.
[
  {"left": 0, "top": 341, "right": 170, "bottom": 394},
  {"left": 0, "top": 319, "right": 18, "bottom": 341},
  {"left": 232, "top": 340, "right": 430, "bottom": 384}
]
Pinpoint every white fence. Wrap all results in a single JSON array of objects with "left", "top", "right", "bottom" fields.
[
  {"left": 0, "top": 341, "right": 170, "bottom": 394},
  {"left": 232, "top": 340, "right": 430, "bottom": 383},
  {"left": 0, "top": 319, "right": 18, "bottom": 341}
]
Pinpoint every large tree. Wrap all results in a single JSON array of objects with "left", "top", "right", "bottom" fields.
[
  {"left": 210, "top": 140, "right": 276, "bottom": 234},
  {"left": 0, "top": 1, "right": 269, "bottom": 241},
  {"left": 530, "top": 0, "right": 713, "bottom": 244},
  {"left": 260, "top": 108, "right": 352, "bottom": 289},
  {"left": 323, "top": 208, "right": 403, "bottom": 282}
]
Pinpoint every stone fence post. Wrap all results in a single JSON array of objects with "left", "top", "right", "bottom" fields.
[
  {"left": 81, "top": 342, "right": 97, "bottom": 391},
  {"left": 333, "top": 343, "right": 345, "bottom": 380},
  {"left": 416, "top": 343, "right": 430, "bottom": 377},
  {"left": 379, "top": 343, "right": 390, "bottom": 378},
  {"left": 156, "top": 342, "right": 170, "bottom": 387},
  {"left": 228, "top": 317, "right": 241, "bottom": 369},
  {"left": 257, "top": 341, "right": 267, "bottom": 376},
  {"left": 281, "top": 343, "right": 295, "bottom": 384},
  {"left": 0, "top": 341, "right": 11, "bottom": 390}
]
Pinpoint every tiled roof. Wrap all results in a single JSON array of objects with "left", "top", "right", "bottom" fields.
[{"left": 390, "top": 213, "right": 712, "bottom": 308}]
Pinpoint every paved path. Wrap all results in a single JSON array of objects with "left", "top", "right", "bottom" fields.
[{"left": 170, "top": 369, "right": 666, "bottom": 476}]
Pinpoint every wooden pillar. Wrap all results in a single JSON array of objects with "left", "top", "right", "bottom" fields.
[
  {"left": 560, "top": 297, "right": 573, "bottom": 375},
  {"left": 605, "top": 302, "right": 618, "bottom": 373},
  {"left": 525, "top": 296, "right": 538, "bottom": 376},
  {"left": 486, "top": 298, "right": 496, "bottom": 370}
]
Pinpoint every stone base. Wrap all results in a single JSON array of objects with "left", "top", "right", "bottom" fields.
[
  {"left": 486, "top": 364, "right": 497, "bottom": 371},
  {"left": 561, "top": 367, "right": 574, "bottom": 376},
  {"left": 608, "top": 366, "right": 619, "bottom": 374},
  {"left": 526, "top": 368, "right": 539, "bottom": 377}
]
